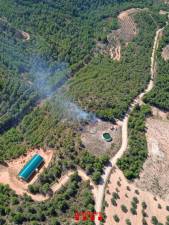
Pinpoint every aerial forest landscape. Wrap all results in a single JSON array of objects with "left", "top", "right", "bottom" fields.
[{"left": 1, "top": 0, "right": 169, "bottom": 224}]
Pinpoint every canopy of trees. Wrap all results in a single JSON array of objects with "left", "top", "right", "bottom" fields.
[
  {"left": 144, "top": 25, "right": 169, "bottom": 110},
  {"left": 0, "top": 174, "right": 95, "bottom": 224},
  {"left": 117, "top": 104, "right": 151, "bottom": 179},
  {"left": 67, "top": 11, "right": 165, "bottom": 121}
]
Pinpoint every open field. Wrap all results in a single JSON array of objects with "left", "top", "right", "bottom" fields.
[
  {"left": 104, "top": 166, "right": 169, "bottom": 225},
  {"left": 135, "top": 117, "right": 169, "bottom": 201},
  {"left": 81, "top": 119, "right": 121, "bottom": 156}
]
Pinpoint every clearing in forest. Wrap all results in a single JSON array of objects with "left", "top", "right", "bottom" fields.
[
  {"left": 0, "top": 148, "right": 53, "bottom": 200},
  {"left": 96, "top": 8, "right": 142, "bottom": 61},
  {"left": 81, "top": 119, "right": 121, "bottom": 156},
  {"left": 117, "top": 8, "right": 140, "bottom": 42}
]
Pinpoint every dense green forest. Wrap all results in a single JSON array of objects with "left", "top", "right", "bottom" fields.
[
  {"left": 0, "top": 173, "right": 95, "bottom": 225},
  {"left": 117, "top": 104, "right": 151, "bottom": 179},
  {"left": 144, "top": 25, "right": 169, "bottom": 109},
  {"left": 0, "top": 0, "right": 166, "bottom": 182},
  {"left": 0, "top": 97, "right": 109, "bottom": 189},
  {"left": 0, "top": 0, "right": 166, "bottom": 131},
  {"left": 67, "top": 11, "right": 165, "bottom": 121},
  {"left": 0, "top": 0, "right": 156, "bottom": 68},
  {"left": 0, "top": 0, "right": 169, "bottom": 224}
]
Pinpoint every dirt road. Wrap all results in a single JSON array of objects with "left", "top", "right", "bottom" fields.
[
  {"left": 0, "top": 10, "right": 165, "bottom": 225},
  {"left": 13, "top": 24, "right": 163, "bottom": 212},
  {"left": 29, "top": 169, "right": 97, "bottom": 202},
  {"left": 95, "top": 117, "right": 128, "bottom": 220},
  {"left": 94, "top": 25, "right": 164, "bottom": 225}
]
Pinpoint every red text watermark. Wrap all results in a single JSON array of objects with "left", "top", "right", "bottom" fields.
[{"left": 74, "top": 211, "right": 103, "bottom": 222}]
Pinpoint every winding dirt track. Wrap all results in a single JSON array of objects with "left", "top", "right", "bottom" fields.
[
  {"left": 94, "top": 25, "right": 164, "bottom": 225},
  {"left": 35, "top": 23, "right": 163, "bottom": 221},
  {"left": 26, "top": 168, "right": 97, "bottom": 202},
  {"left": 0, "top": 10, "right": 165, "bottom": 225}
]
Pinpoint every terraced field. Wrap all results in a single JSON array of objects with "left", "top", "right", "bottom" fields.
[{"left": 118, "top": 8, "right": 139, "bottom": 42}]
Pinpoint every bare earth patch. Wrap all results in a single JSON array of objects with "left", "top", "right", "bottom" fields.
[
  {"left": 21, "top": 31, "right": 30, "bottom": 41},
  {"left": 161, "top": 0, "right": 169, "bottom": 4},
  {"left": 81, "top": 119, "right": 121, "bottom": 156},
  {"left": 135, "top": 118, "right": 169, "bottom": 201},
  {"left": 96, "top": 8, "right": 143, "bottom": 61},
  {"left": 162, "top": 44, "right": 169, "bottom": 61},
  {"left": 151, "top": 106, "right": 169, "bottom": 120},
  {"left": 159, "top": 10, "right": 169, "bottom": 15},
  {"left": 0, "top": 148, "right": 53, "bottom": 201},
  {"left": 118, "top": 8, "right": 140, "bottom": 42},
  {"left": 104, "top": 166, "right": 169, "bottom": 225}
]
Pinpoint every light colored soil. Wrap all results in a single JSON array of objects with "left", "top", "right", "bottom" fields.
[
  {"left": 135, "top": 118, "right": 169, "bottom": 201},
  {"left": 95, "top": 118, "right": 128, "bottom": 225},
  {"left": 0, "top": 11, "right": 164, "bottom": 225},
  {"left": 118, "top": 8, "right": 139, "bottom": 43},
  {"left": 21, "top": 31, "right": 30, "bottom": 41},
  {"left": 95, "top": 8, "right": 144, "bottom": 61},
  {"left": 159, "top": 10, "right": 169, "bottom": 15},
  {"left": 0, "top": 148, "right": 97, "bottom": 202},
  {"left": 51, "top": 171, "right": 74, "bottom": 193},
  {"left": 161, "top": 0, "right": 169, "bottom": 4},
  {"left": 95, "top": 24, "right": 165, "bottom": 225},
  {"left": 104, "top": 166, "right": 169, "bottom": 225},
  {"left": 0, "top": 148, "right": 53, "bottom": 201},
  {"left": 81, "top": 119, "right": 121, "bottom": 156},
  {"left": 151, "top": 106, "right": 169, "bottom": 120},
  {"left": 162, "top": 44, "right": 169, "bottom": 61},
  {"left": 51, "top": 168, "right": 97, "bottom": 200},
  {"left": 110, "top": 45, "right": 121, "bottom": 61}
]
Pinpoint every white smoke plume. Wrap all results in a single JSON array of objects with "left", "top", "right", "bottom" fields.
[{"left": 30, "top": 56, "right": 96, "bottom": 123}]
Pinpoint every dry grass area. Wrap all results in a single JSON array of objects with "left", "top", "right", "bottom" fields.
[
  {"left": 104, "top": 166, "right": 169, "bottom": 225},
  {"left": 135, "top": 117, "right": 169, "bottom": 201},
  {"left": 0, "top": 148, "right": 53, "bottom": 200},
  {"left": 162, "top": 44, "right": 169, "bottom": 61},
  {"left": 81, "top": 119, "right": 121, "bottom": 156}
]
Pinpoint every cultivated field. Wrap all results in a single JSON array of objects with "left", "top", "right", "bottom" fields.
[
  {"left": 104, "top": 166, "right": 169, "bottom": 225},
  {"left": 118, "top": 8, "right": 139, "bottom": 42},
  {"left": 135, "top": 117, "right": 169, "bottom": 201},
  {"left": 96, "top": 8, "right": 141, "bottom": 61}
]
